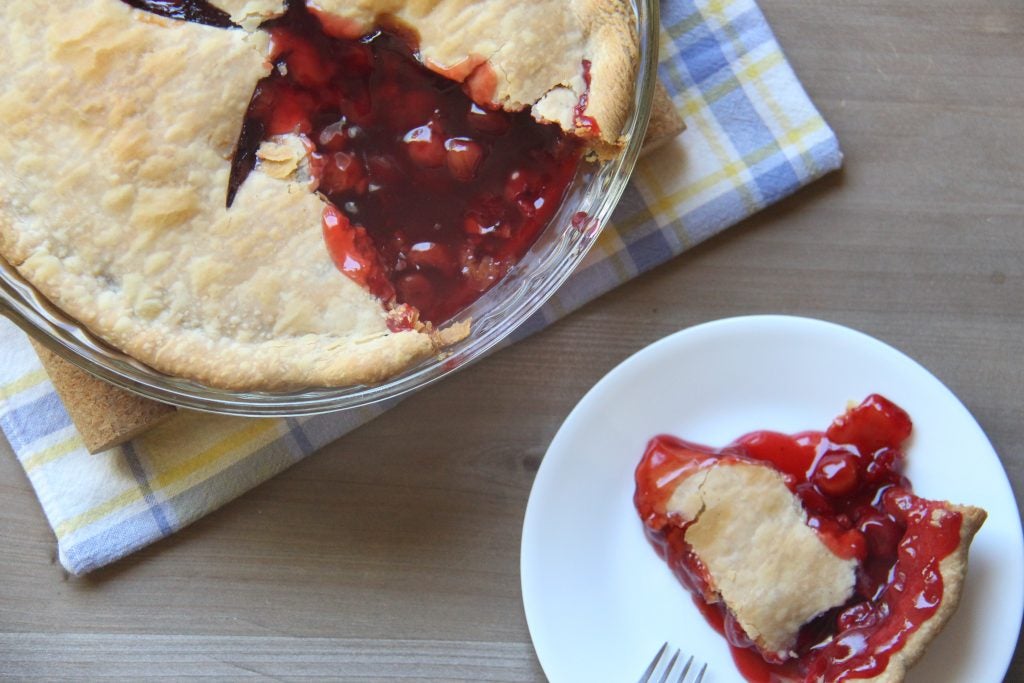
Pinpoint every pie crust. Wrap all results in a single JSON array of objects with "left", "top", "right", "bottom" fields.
[
  {"left": 0, "top": 0, "right": 638, "bottom": 390},
  {"left": 665, "top": 461, "right": 858, "bottom": 657},
  {"left": 663, "top": 461, "right": 987, "bottom": 682},
  {"left": 636, "top": 395, "right": 989, "bottom": 683}
]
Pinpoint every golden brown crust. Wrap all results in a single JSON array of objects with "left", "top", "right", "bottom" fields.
[
  {"left": 0, "top": 0, "right": 445, "bottom": 390},
  {"left": 213, "top": 0, "right": 286, "bottom": 29},
  {"left": 854, "top": 504, "right": 987, "bottom": 683},
  {"left": 569, "top": 0, "right": 640, "bottom": 152},
  {"left": 309, "top": 0, "right": 639, "bottom": 152},
  {"left": 664, "top": 460, "right": 988, "bottom": 681},
  {"left": 666, "top": 461, "right": 857, "bottom": 657}
]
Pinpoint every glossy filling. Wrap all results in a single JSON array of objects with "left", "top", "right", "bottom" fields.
[
  {"left": 233, "top": 3, "right": 583, "bottom": 325},
  {"left": 634, "top": 395, "right": 964, "bottom": 682}
]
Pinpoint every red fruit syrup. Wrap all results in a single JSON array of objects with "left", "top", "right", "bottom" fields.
[{"left": 634, "top": 395, "right": 965, "bottom": 682}]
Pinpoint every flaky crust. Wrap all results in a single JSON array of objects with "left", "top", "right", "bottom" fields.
[
  {"left": 666, "top": 462, "right": 857, "bottom": 656},
  {"left": 307, "top": 0, "right": 639, "bottom": 154},
  {"left": 663, "top": 461, "right": 989, "bottom": 682},
  {"left": 0, "top": 1, "right": 439, "bottom": 390},
  {"left": 853, "top": 504, "right": 987, "bottom": 683},
  {"left": 214, "top": 0, "right": 286, "bottom": 29}
]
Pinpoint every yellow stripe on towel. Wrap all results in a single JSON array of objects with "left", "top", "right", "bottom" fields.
[
  {"left": 0, "top": 369, "right": 48, "bottom": 398},
  {"left": 22, "top": 434, "right": 84, "bottom": 473},
  {"left": 53, "top": 417, "right": 282, "bottom": 540}
]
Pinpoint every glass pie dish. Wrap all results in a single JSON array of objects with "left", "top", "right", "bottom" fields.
[{"left": 0, "top": 0, "right": 659, "bottom": 417}]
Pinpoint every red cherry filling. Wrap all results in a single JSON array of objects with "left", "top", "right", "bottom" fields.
[
  {"left": 634, "top": 395, "right": 965, "bottom": 683},
  {"left": 573, "top": 60, "right": 600, "bottom": 134},
  {"left": 229, "top": 2, "right": 583, "bottom": 325}
]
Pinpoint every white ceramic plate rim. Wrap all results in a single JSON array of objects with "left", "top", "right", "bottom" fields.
[{"left": 521, "top": 315, "right": 1023, "bottom": 683}]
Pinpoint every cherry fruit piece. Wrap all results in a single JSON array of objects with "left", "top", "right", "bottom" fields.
[
  {"left": 395, "top": 272, "right": 434, "bottom": 310},
  {"left": 406, "top": 241, "right": 457, "bottom": 277},
  {"left": 319, "top": 151, "right": 367, "bottom": 195},
  {"left": 403, "top": 119, "right": 446, "bottom": 168},
  {"left": 467, "top": 102, "right": 510, "bottom": 134},
  {"left": 811, "top": 450, "right": 861, "bottom": 498},
  {"left": 827, "top": 394, "right": 912, "bottom": 454},
  {"left": 857, "top": 510, "right": 903, "bottom": 560},
  {"left": 445, "top": 138, "right": 486, "bottom": 182}
]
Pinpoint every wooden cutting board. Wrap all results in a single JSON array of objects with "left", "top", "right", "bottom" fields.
[{"left": 31, "top": 82, "right": 685, "bottom": 453}]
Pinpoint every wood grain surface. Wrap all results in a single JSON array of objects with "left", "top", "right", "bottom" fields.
[{"left": 1, "top": 1, "right": 1021, "bottom": 680}]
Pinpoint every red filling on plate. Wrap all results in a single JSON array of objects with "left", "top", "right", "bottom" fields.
[{"left": 634, "top": 395, "right": 964, "bottom": 682}]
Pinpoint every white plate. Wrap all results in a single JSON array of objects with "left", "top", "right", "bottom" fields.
[{"left": 521, "top": 315, "right": 1023, "bottom": 683}]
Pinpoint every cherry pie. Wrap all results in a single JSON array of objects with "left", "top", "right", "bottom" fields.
[
  {"left": 0, "top": 0, "right": 638, "bottom": 389},
  {"left": 635, "top": 395, "right": 986, "bottom": 683}
]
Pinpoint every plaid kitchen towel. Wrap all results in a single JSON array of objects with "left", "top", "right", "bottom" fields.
[{"left": 0, "top": 0, "right": 842, "bottom": 574}]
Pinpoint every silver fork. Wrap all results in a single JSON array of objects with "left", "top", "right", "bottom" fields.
[{"left": 636, "top": 642, "right": 708, "bottom": 683}]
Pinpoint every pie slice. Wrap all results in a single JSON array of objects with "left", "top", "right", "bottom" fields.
[
  {"left": 634, "top": 395, "right": 987, "bottom": 683},
  {"left": 0, "top": 0, "right": 639, "bottom": 390}
]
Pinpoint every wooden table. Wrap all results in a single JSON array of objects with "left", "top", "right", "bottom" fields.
[{"left": 2, "top": 1, "right": 1021, "bottom": 679}]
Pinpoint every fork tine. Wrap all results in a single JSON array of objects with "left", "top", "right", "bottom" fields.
[
  {"left": 637, "top": 642, "right": 668, "bottom": 683},
  {"left": 638, "top": 643, "right": 708, "bottom": 683},
  {"left": 656, "top": 648, "right": 680, "bottom": 683},
  {"left": 674, "top": 654, "right": 694, "bottom": 683}
]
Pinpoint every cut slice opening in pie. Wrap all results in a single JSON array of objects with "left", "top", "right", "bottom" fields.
[{"left": 0, "top": 0, "right": 639, "bottom": 389}]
